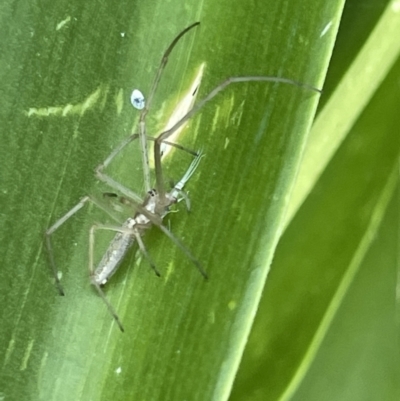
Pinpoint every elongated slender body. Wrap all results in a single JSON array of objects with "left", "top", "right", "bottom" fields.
[
  {"left": 92, "top": 152, "right": 203, "bottom": 286},
  {"left": 92, "top": 217, "right": 136, "bottom": 286}
]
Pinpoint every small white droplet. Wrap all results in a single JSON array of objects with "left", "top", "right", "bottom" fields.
[
  {"left": 130, "top": 89, "right": 145, "bottom": 110},
  {"left": 115, "top": 366, "right": 122, "bottom": 374}
]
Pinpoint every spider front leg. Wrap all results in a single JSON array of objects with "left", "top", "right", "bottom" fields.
[
  {"left": 153, "top": 75, "right": 322, "bottom": 198},
  {"left": 135, "top": 22, "right": 200, "bottom": 194}
]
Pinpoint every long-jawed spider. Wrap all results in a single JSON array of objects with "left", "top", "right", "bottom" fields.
[{"left": 45, "top": 22, "right": 321, "bottom": 332}]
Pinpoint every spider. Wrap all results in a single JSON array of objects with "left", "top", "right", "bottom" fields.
[{"left": 45, "top": 22, "right": 321, "bottom": 331}]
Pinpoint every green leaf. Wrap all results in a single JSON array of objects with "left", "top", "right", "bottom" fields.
[
  {"left": 1, "top": 0, "right": 337, "bottom": 400},
  {"left": 286, "top": 0, "right": 400, "bottom": 223},
  {"left": 230, "top": 0, "right": 400, "bottom": 400}
]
